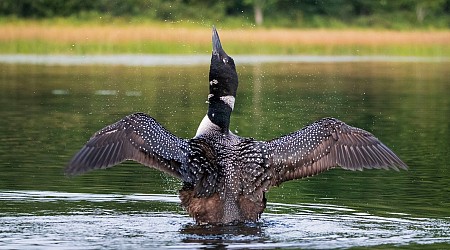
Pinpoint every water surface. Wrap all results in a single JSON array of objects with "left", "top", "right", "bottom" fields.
[{"left": 0, "top": 57, "right": 449, "bottom": 249}]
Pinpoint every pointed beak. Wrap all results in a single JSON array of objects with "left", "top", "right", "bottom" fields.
[{"left": 212, "top": 26, "right": 228, "bottom": 59}]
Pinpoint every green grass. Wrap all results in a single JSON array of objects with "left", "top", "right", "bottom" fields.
[
  {"left": 0, "top": 40, "right": 205, "bottom": 54},
  {"left": 1, "top": 40, "right": 449, "bottom": 57},
  {"left": 0, "top": 19, "right": 449, "bottom": 56}
]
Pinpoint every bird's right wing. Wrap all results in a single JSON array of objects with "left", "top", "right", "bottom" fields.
[
  {"left": 65, "top": 113, "right": 189, "bottom": 179},
  {"left": 266, "top": 118, "right": 407, "bottom": 186}
]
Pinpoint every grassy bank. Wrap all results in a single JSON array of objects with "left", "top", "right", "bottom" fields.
[{"left": 1, "top": 21, "right": 449, "bottom": 56}]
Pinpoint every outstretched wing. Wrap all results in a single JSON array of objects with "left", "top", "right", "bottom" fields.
[
  {"left": 65, "top": 112, "right": 189, "bottom": 179},
  {"left": 266, "top": 118, "right": 407, "bottom": 185}
]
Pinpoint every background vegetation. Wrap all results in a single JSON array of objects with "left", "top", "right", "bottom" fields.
[
  {"left": 1, "top": 0, "right": 450, "bottom": 29},
  {"left": 0, "top": 0, "right": 449, "bottom": 55}
]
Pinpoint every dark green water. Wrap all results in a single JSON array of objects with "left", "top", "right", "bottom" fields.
[{"left": 0, "top": 59, "right": 449, "bottom": 249}]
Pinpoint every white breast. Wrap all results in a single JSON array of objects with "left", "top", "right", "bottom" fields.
[{"left": 195, "top": 115, "right": 220, "bottom": 137}]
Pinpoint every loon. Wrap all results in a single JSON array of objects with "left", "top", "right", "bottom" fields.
[{"left": 66, "top": 27, "right": 408, "bottom": 225}]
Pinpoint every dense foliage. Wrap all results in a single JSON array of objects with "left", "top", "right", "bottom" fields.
[{"left": 1, "top": 0, "right": 449, "bottom": 29}]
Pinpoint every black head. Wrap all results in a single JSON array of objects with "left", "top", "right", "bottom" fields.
[{"left": 209, "top": 27, "right": 238, "bottom": 98}]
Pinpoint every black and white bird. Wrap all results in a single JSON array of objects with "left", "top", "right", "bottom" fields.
[{"left": 66, "top": 27, "right": 407, "bottom": 225}]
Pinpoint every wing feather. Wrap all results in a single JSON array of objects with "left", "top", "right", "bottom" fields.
[
  {"left": 65, "top": 113, "right": 189, "bottom": 179},
  {"left": 267, "top": 118, "right": 407, "bottom": 185}
]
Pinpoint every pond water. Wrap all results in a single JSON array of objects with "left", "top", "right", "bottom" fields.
[{"left": 0, "top": 56, "right": 449, "bottom": 249}]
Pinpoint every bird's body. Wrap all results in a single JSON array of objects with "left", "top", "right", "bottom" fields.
[{"left": 66, "top": 27, "right": 407, "bottom": 225}]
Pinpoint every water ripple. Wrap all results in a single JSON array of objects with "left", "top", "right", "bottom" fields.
[
  {"left": 0, "top": 190, "right": 449, "bottom": 249},
  {"left": 0, "top": 190, "right": 180, "bottom": 203}
]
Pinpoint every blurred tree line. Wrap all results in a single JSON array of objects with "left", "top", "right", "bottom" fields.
[{"left": 1, "top": 0, "right": 449, "bottom": 29}]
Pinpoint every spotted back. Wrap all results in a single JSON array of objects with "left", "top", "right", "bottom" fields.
[{"left": 183, "top": 138, "right": 221, "bottom": 197}]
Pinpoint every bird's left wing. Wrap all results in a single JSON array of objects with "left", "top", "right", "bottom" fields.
[
  {"left": 65, "top": 112, "right": 189, "bottom": 179},
  {"left": 265, "top": 118, "right": 407, "bottom": 186}
]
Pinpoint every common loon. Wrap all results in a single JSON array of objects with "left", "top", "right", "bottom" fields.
[{"left": 66, "top": 27, "right": 408, "bottom": 225}]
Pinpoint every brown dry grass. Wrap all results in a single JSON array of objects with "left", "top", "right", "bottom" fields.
[{"left": 2, "top": 23, "right": 449, "bottom": 46}]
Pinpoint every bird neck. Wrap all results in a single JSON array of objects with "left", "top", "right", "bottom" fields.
[{"left": 207, "top": 96, "right": 233, "bottom": 134}]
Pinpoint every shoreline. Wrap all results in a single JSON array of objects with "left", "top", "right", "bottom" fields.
[
  {"left": 1, "top": 54, "right": 448, "bottom": 67},
  {"left": 1, "top": 22, "right": 449, "bottom": 56}
]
